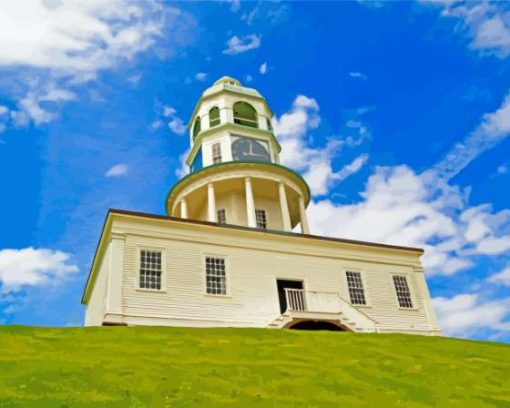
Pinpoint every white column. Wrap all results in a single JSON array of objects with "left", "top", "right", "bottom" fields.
[
  {"left": 219, "top": 105, "right": 229, "bottom": 124},
  {"left": 245, "top": 177, "right": 256, "bottom": 228},
  {"left": 299, "top": 196, "right": 310, "bottom": 234},
  {"left": 180, "top": 198, "right": 188, "bottom": 219},
  {"left": 278, "top": 182, "right": 291, "bottom": 232},
  {"left": 207, "top": 183, "right": 216, "bottom": 222}
]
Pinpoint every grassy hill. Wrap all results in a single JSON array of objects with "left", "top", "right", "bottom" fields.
[{"left": 0, "top": 326, "right": 509, "bottom": 407}]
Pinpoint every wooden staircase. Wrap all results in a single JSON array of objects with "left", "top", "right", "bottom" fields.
[{"left": 267, "top": 289, "right": 378, "bottom": 332}]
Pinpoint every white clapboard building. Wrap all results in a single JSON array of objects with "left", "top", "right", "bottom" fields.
[{"left": 82, "top": 77, "right": 441, "bottom": 335}]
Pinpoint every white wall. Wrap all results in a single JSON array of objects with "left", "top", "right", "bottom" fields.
[
  {"left": 83, "top": 215, "right": 441, "bottom": 334},
  {"left": 84, "top": 244, "right": 110, "bottom": 326}
]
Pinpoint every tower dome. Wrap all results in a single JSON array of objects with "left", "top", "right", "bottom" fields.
[{"left": 166, "top": 77, "right": 311, "bottom": 234}]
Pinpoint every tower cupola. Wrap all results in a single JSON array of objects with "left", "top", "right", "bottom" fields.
[{"left": 166, "top": 77, "right": 311, "bottom": 234}]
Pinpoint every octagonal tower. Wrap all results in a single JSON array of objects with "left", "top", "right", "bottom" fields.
[{"left": 166, "top": 76, "right": 311, "bottom": 233}]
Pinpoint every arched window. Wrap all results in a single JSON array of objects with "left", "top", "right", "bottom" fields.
[
  {"left": 233, "top": 101, "right": 258, "bottom": 128},
  {"left": 209, "top": 107, "right": 220, "bottom": 128},
  {"left": 192, "top": 116, "right": 201, "bottom": 140}
]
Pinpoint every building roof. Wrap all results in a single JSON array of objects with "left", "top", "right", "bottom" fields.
[{"left": 112, "top": 209, "right": 424, "bottom": 252}]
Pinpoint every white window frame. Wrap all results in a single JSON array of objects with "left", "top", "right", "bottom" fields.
[
  {"left": 345, "top": 270, "right": 368, "bottom": 306},
  {"left": 135, "top": 246, "right": 167, "bottom": 292},
  {"left": 390, "top": 273, "right": 417, "bottom": 310},
  {"left": 203, "top": 254, "right": 230, "bottom": 297},
  {"left": 342, "top": 269, "right": 371, "bottom": 307},
  {"left": 212, "top": 142, "right": 222, "bottom": 164}
]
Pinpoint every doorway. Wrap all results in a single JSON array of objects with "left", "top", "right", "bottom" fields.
[{"left": 277, "top": 279, "right": 303, "bottom": 313}]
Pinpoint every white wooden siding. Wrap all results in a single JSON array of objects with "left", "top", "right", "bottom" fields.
[
  {"left": 84, "top": 214, "right": 440, "bottom": 334},
  {"left": 84, "top": 244, "right": 110, "bottom": 326}
]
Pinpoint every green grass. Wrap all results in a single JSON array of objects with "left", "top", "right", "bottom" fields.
[{"left": 0, "top": 326, "right": 509, "bottom": 407}]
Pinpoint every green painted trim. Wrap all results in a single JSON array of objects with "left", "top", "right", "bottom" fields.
[
  {"left": 187, "top": 88, "right": 274, "bottom": 129},
  {"left": 165, "top": 161, "right": 311, "bottom": 216},
  {"left": 186, "top": 122, "right": 282, "bottom": 166}
]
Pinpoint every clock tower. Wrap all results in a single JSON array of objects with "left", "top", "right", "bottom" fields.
[{"left": 166, "top": 76, "right": 311, "bottom": 233}]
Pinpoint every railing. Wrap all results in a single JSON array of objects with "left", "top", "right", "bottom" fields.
[
  {"left": 285, "top": 288, "right": 306, "bottom": 311},
  {"left": 284, "top": 288, "right": 377, "bottom": 329}
]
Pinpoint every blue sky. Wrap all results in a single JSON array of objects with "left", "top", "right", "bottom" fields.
[{"left": 0, "top": 1, "right": 509, "bottom": 341}]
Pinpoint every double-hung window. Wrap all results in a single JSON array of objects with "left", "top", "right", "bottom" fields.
[
  {"left": 212, "top": 143, "right": 222, "bottom": 164},
  {"left": 393, "top": 275, "right": 413, "bottom": 308},
  {"left": 346, "top": 271, "right": 366, "bottom": 305},
  {"left": 255, "top": 209, "right": 267, "bottom": 229},
  {"left": 205, "top": 257, "right": 227, "bottom": 295},
  {"left": 139, "top": 250, "right": 162, "bottom": 290}
]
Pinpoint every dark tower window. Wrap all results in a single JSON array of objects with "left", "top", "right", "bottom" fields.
[
  {"left": 193, "top": 116, "right": 201, "bottom": 140},
  {"left": 233, "top": 101, "right": 258, "bottom": 128},
  {"left": 209, "top": 107, "right": 220, "bottom": 128}
]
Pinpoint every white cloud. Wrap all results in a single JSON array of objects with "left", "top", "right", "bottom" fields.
[
  {"left": 433, "top": 294, "right": 510, "bottom": 337},
  {"left": 195, "top": 72, "right": 208, "bottom": 81},
  {"left": 11, "top": 83, "right": 76, "bottom": 125},
  {"left": 149, "top": 119, "right": 163, "bottom": 131},
  {"left": 0, "top": 247, "right": 78, "bottom": 293},
  {"left": 0, "top": 106, "right": 8, "bottom": 115},
  {"left": 426, "top": 1, "right": 510, "bottom": 58},
  {"left": 168, "top": 117, "right": 187, "bottom": 135},
  {"left": 488, "top": 266, "right": 510, "bottom": 286},
  {"left": 349, "top": 71, "right": 367, "bottom": 80},
  {"left": 274, "top": 95, "right": 369, "bottom": 196},
  {"left": 498, "top": 163, "right": 509, "bottom": 174},
  {"left": 176, "top": 148, "right": 190, "bottom": 178},
  {"left": 162, "top": 105, "right": 187, "bottom": 135},
  {"left": 163, "top": 106, "right": 177, "bottom": 118},
  {"left": 308, "top": 163, "right": 510, "bottom": 275},
  {"left": 0, "top": 2, "right": 194, "bottom": 127},
  {"left": 105, "top": 163, "right": 128, "bottom": 178},
  {"left": 429, "top": 92, "right": 510, "bottom": 181},
  {"left": 333, "top": 154, "right": 369, "bottom": 182},
  {"left": 223, "top": 34, "right": 261, "bottom": 55},
  {"left": 0, "top": 1, "right": 163, "bottom": 76},
  {"left": 259, "top": 61, "right": 268, "bottom": 74}
]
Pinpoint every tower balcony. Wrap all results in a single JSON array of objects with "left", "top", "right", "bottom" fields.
[{"left": 166, "top": 161, "right": 311, "bottom": 234}]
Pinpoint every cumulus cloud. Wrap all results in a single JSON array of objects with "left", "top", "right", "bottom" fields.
[
  {"left": 0, "top": 1, "right": 194, "bottom": 127},
  {"left": 223, "top": 34, "right": 261, "bottom": 55},
  {"left": 105, "top": 163, "right": 128, "bottom": 178},
  {"left": 300, "top": 85, "right": 510, "bottom": 276},
  {"left": 274, "top": 95, "right": 369, "bottom": 195},
  {"left": 162, "top": 105, "right": 187, "bottom": 135},
  {"left": 259, "top": 61, "right": 268, "bottom": 74},
  {"left": 433, "top": 294, "right": 510, "bottom": 337},
  {"left": 0, "top": 1, "right": 163, "bottom": 76},
  {"left": 308, "top": 163, "right": 510, "bottom": 275},
  {"left": 11, "top": 83, "right": 76, "bottom": 126},
  {"left": 0, "top": 248, "right": 78, "bottom": 293},
  {"left": 168, "top": 117, "right": 187, "bottom": 135}
]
